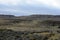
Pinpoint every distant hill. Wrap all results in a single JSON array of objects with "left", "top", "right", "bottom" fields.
[
  {"left": 0, "top": 14, "right": 60, "bottom": 21},
  {"left": 0, "top": 15, "right": 15, "bottom": 18},
  {"left": 17, "top": 15, "right": 60, "bottom": 21},
  {"left": 0, "top": 14, "right": 60, "bottom": 27}
]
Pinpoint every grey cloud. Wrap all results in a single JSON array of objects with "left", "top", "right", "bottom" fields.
[{"left": 0, "top": 3, "right": 60, "bottom": 16}]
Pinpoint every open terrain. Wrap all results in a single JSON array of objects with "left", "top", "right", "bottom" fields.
[{"left": 0, "top": 15, "right": 60, "bottom": 40}]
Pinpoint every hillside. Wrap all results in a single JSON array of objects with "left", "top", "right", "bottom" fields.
[{"left": 0, "top": 14, "right": 60, "bottom": 40}]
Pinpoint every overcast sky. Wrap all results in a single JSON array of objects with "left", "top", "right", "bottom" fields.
[{"left": 0, "top": 0, "right": 60, "bottom": 16}]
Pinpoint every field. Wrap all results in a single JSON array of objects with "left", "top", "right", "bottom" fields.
[{"left": 0, "top": 15, "right": 60, "bottom": 40}]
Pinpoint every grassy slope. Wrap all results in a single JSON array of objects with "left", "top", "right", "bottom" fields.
[{"left": 0, "top": 15, "right": 60, "bottom": 40}]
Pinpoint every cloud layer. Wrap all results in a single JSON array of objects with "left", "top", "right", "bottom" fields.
[{"left": 0, "top": 0, "right": 60, "bottom": 16}]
